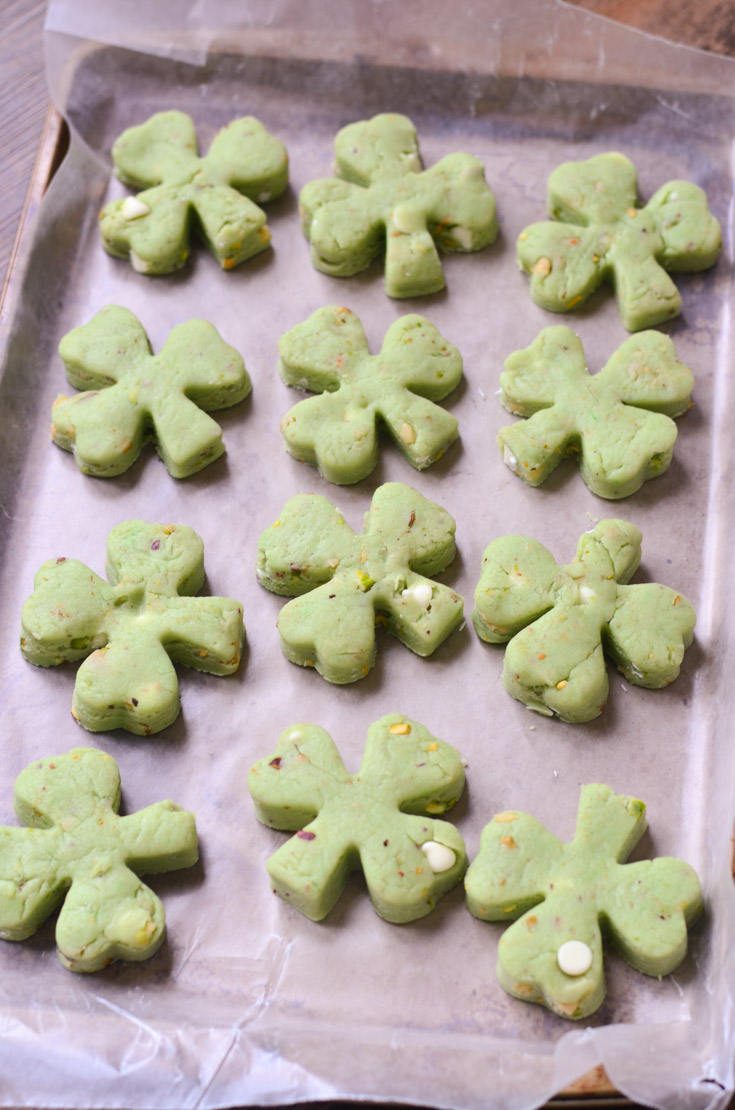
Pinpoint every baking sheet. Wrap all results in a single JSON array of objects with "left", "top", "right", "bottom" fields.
[{"left": 1, "top": 1, "right": 735, "bottom": 1107}]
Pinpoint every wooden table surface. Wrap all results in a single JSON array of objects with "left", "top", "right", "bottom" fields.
[{"left": 0, "top": 1, "right": 733, "bottom": 1107}]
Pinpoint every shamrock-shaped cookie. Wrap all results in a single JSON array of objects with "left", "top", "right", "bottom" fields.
[
  {"left": 21, "top": 520, "right": 245, "bottom": 734},
  {"left": 300, "top": 112, "right": 498, "bottom": 298},
  {"left": 0, "top": 748, "right": 198, "bottom": 972},
  {"left": 473, "top": 519, "right": 695, "bottom": 722},
  {"left": 52, "top": 305, "right": 251, "bottom": 478},
  {"left": 257, "top": 482, "right": 464, "bottom": 683},
  {"left": 517, "top": 152, "right": 721, "bottom": 331},
  {"left": 279, "top": 306, "right": 462, "bottom": 484},
  {"left": 465, "top": 784, "right": 702, "bottom": 1019},
  {"left": 498, "top": 326, "right": 693, "bottom": 498},
  {"left": 100, "top": 111, "right": 288, "bottom": 274},
  {"left": 249, "top": 714, "right": 467, "bottom": 922}
]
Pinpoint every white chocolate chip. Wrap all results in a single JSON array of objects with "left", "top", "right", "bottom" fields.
[
  {"left": 392, "top": 204, "right": 424, "bottom": 234},
  {"left": 557, "top": 939, "right": 592, "bottom": 976},
  {"left": 578, "top": 586, "right": 595, "bottom": 604},
  {"left": 421, "top": 841, "right": 456, "bottom": 872},
  {"left": 399, "top": 422, "right": 416, "bottom": 445},
  {"left": 130, "top": 251, "right": 151, "bottom": 274},
  {"left": 450, "top": 226, "right": 472, "bottom": 250},
  {"left": 502, "top": 444, "right": 518, "bottom": 470},
  {"left": 121, "top": 197, "right": 150, "bottom": 220},
  {"left": 402, "top": 583, "right": 432, "bottom": 608}
]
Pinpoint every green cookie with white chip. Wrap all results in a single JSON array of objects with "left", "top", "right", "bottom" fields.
[
  {"left": 100, "top": 110, "right": 288, "bottom": 275},
  {"left": 21, "top": 520, "right": 245, "bottom": 734},
  {"left": 473, "top": 519, "right": 695, "bottom": 722},
  {"left": 466, "top": 784, "right": 702, "bottom": 1019},
  {"left": 0, "top": 748, "right": 198, "bottom": 972},
  {"left": 257, "top": 482, "right": 463, "bottom": 683},
  {"left": 497, "top": 326, "right": 693, "bottom": 499},
  {"left": 249, "top": 714, "right": 467, "bottom": 922},
  {"left": 517, "top": 151, "right": 721, "bottom": 331},
  {"left": 300, "top": 113, "right": 498, "bottom": 298}
]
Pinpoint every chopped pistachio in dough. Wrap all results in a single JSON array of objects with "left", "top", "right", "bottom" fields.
[
  {"left": 20, "top": 520, "right": 245, "bottom": 734},
  {"left": 517, "top": 152, "right": 721, "bottom": 331},
  {"left": 278, "top": 306, "right": 462, "bottom": 484},
  {"left": 248, "top": 714, "right": 466, "bottom": 922},
  {"left": 498, "top": 326, "right": 693, "bottom": 499},
  {"left": 300, "top": 112, "right": 497, "bottom": 298},
  {"left": 257, "top": 482, "right": 463, "bottom": 684},
  {"left": 472, "top": 519, "right": 695, "bottom": 723},
  {"left": 100, "top": 110, "right": 288, "bottom": 275},
  {"left": 465, "top": 784, "right": 702, "bottom": 1019},
  {"left": 0, "top": 748, "right": 198, "bottom": 972},
  {"left": 53, "top": 305, "right": 251, "bottom": 478}
]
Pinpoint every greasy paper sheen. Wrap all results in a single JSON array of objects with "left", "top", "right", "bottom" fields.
[{"left": 0, "top": 1, "right": 734, "bottom": 1108}]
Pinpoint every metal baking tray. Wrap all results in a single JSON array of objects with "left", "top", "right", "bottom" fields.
[{"left": 1, "top": 3, "right": 734, "bottom": 1107}]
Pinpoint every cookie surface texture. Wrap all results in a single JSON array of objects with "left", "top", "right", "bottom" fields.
[
  {"left": 257, "top": 482, "right": 463, "bottom": 683},
  {"left": 517, "top": 152, "right": 721, "bottom": 331},
  {"left": 100, "top": 110, "right": 288, "bottom": 274},
  {"left": 300, "top": 112, "right": 498, "bottom": 297},
  {"left": 0, "top": 747, "right": 198, "bottom": 972},
  {"left": 279, "top": 306, "right": 462, "bottom": 483},
  {"left": 465, "top": 783, "right": 702, "bottom": 1019},
  {"left": 53, "top": 305, "right": 251, "bottom": 478},
  {"left": 498, "top": 326, "right": 693, "bottom": 498},
  {"left": 472, "top": 519, "right": 695, "bottom": 722},
  {"left": 20, "top": 520, "right": 245, "bottom": 734},
  {"left": 249, "top": 714, "right": 467, "bottom": 922}
]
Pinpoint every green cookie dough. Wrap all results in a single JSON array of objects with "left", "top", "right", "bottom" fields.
[
  {"left": 257, "top": 482, "right": 464, "bottom": 683},
  {"left": 300, "top": 112, "right": 498, "bottom": 298},
  {"left": 21, "top": 520, "right": 245, "bottom": 735},
  {"left": 100, "top": 111, "right": 288, "bottom": 275},
  {"left": 52, "top": 305, "right": 251, "bottom": 478},
  {"left": 279, "top": 306, "right": 462, "bottom": 484},
  {"left": 0, "top": 747, "right": 198, "bottom": 972},
  {"left": 465, "top": 784, "right": 703, "bottom": 1019},
  {"left": 248, "top": 714, "right": 467, "bottom": 922},
  {"left": 498, "top": 326, "right": 693, "bottom": 499},
  {"left": 517, "top": 152, "right": 721, "bottom": 331},
  {"left": 472, "top": 519, "right": 695, "bottom": 723}
]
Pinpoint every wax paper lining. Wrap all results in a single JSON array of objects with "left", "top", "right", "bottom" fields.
[{"left": 0, "top": 1, "right": 734, "bottom": 1107}]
